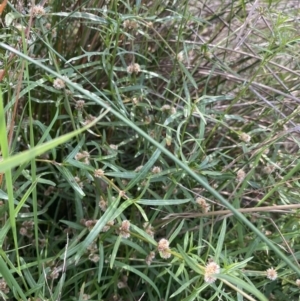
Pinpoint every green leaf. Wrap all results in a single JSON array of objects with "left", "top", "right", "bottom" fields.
[
  {"left": 110, "top": 235, "right": 122, "bottom": 269},
  {"left": 215, "top": 219, "right": 227, "bottom": 261},
  {"left": 169, "top": 220, "right": 185, "bottom": 243},
  {"left": 0, "top": 255, "right": 27, "bottom": 300},
  {"left": 114, "top": 260, "right": 161, "bottom": 298},
  {"left": 177, "top": 245, "right": 203, "bottom": 275},
  {"left": 126, "top": 142, "right": 165, "bottom": 190},
  {"left": 137, "top": 199, "right": 190, "bottom": 206},
  {"left": 217, "top": 274, "right": 268, "bottom": 301},
  {"left": 0, "top": 112, "right": 110, "bottom": 173}
]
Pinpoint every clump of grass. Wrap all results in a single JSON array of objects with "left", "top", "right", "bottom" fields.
[{"left": 0, "top": 0, "right": 300, "bottom": 300}]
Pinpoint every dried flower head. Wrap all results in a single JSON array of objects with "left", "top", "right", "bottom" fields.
[
  {"left": 38, "top": 238, "right": 46, "bottom": 248},
  {"left": 99, "top": 198, "right": 107, "bottom": 212},
  {"left": 19, "top": 227, "right": 28, "bottom": 236},
  {"left": 296, "top": 279, "right": 300, "bottom": 287},
  {"left": 127, "top": 63, "right": 141, "bottom": 74},
  {"left": 44, "top": 185, "right": 55, "bottom": 196},
  {"left": 143, "top": 222, "right": 155, "bottom": 238},
  {"left": 0, "top": 278, "right": 9, "bottom": 294},
  {"left": 263, "top": 164, "right": 275, "bottom": 174},
  {"left": 146, "top": 21, "right": 153, "bottom": 28},
  {"left": 74, "top": 151, "right": 90, "bottom": 164},
  {"left": 117, "top": 276, "right": 128, "bottom": 289},
  {"left": 83, "top": 115, "right": 96, "bottom": 126},
  {"left": 82, "top": 294, "right": 91, "bottom": 301},
  {"left": 84, "top": 219, "right": 98, "bottom": 230},
  {"left": 118, "top": 190, "right": 127, "bottom": 199},
  {"left": 101, "top": 220, "right": 114, "bottom": 232},
  {"left": 89, "top": 253, "right": 100, "bottom": 263},
  {"left": 49, "top": 267, "right": 60, "bottom": 279},
  {"left": 204, "top": 261, "right": 220, "bottom": 284},
  {"left": 110, "top": 294, "right": 121, "bottom": 301},
  {"left": 266, "top": 267, "right": 277, "bottom": 281},
  {"left": 151, "top": 166, "right": 161, "bottom": 174},
  {"left": 239, "top": 132, "right": 251, "bottom": 143},
  {"left": 157, "top": 238, "right": 171, "bottom": 259},
  {"left": 75, "top": 100, "right": 85, "bottom": 110},
  {"left": 177, "top": 51, "right": 184, "bottom": 62},
  {"left": 119, "top": 220, "right": 130, "bottom": 238},
  {"left": 160, "top": 104, "right": 177, "bottom": 115},
  {"left": 123, "top": 19, "right": 138, "bottom": 30},
  {"left": 74, "top": 176, "right": 83, "bottom": 189},
  {"left": 161, "top": 104, "right": 170, "bottom": 111},
  {"left": 117, "top": 281, "right": 127, "bottom": 289},
  {"left": 170, "top": 107, "right": 177, "bottom": 114},
  {"left": 236, "top": 169, "right": 246, "bottom": 182},
  {"left": 53, "top": 76, "right": 68, "bottom": 90},
  {"left": 160, "top": 249, "right": 171, "bottom": 259},
  {"left": 157, "top": 238, "right": 169, "bottom": 252},
  {"left": 145, "top": 251, "right": 155, "bottom": 266},
  {"left": 87, "top": 242, "right": 98, "bottom": 253},
  {"left": 132, "top": 97, "right": 139, "bottom": 105},
  {"left": 94, "top": 169, "right": 105, "bottom": 178},
  {"left": 109, "top": 144, "right": 118, "bottom": 150},
  {"left": 22, "top": 220, "right": 34, "bottom": 229},
  {"left": 135, "top": 165, "right": 143, "bottom": 172},
  {"left": 195, "top": 197, "right": 210, "bottom": 213},
  {"left": 30, "top": 5, "right": 45, "bottom": 17}
]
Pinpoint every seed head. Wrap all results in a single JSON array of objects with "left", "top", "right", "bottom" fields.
[
  {"left": 127, "top": 63, "right": 141, "bottom": 74},
  {"left": 236, "top": 169, "right": 246, "bottom": 182},
  {"left": 204, "top": 261, "right": 220, "bottom": 284},
  {"left": 145, "top": 251, "right": 155, "bottom": 265},
  {"left": 123, "top": 19, "right": 138, "bottom": 30},
  {"left": 157, "top": 238, "right": 169, "bottom": 252},
  {"left": 49, "top": 267, "right": 60, "bottom": 279},
  {"left": 0, "top": 278, "right": 9, "bottom": 293},
  {"left": 94, "top": 169, "right": 105, "bottom": 178},
  {"left": 151, "top": 166, "right": 161, "bottom": 174},
  {"left": 75, "top": 100, "right": 85, "bottom": 110},
  {"left": 263, "top": 164, "right": 275, "bottom": 174},
  {"left": 30, "top": 5, "right": 46, "bottom": 17},
  {"left": 74, "top": 176, "right": 83, "bottom": 189},
  {"left": 157, "top": 238, "right": 171, "bottom": 258},
  {"left": 101, "top": 220, "right": 115, "bottom": 232},
  {"left": 119, "top": 190, "right": 127, "bottom": 198},
  {"left": 19, "top": 227, "right": 28, "bottom": 236},
  {"left": 195, "top": 197, "right": 210, "bottom": 213},
  {"left": 89, "top": 253, "right": 100, "bottom": 263},
  {"left": 239, "top": 132, "right": 251, "bottom": 143},
  {"left": 99, "top": 198, "right": 107, "bottom": 211},
  {"left": 177, "top": 51, "right": 184, "bottom": 62},
  {"left": 82, "top": 294, "right": 91, "bottom": 301},
  {"left": 143, "top": 222, "right": 155, "bottom": 238},
  {"left": 135, "top": 165, "right": 143, "bottom": 172},
  {"left": 161, "top": 104, "right": 170, "bottom": 111},
  {"left": 84, "top": 219, "right": 98, "bottom": 230},
  {"left": 266, "top": 267, "right": 277, "bottom": 281},
  {"left": 119, "top": 220, "right": 130, "bottom": 238},
  {"left": 109, "top": 144, "right": 118, "bottom": 150},
  {"left": 83, "top": 115, "right": 96, "bottom": 126},
  {"left": 53, "top": 76, "right": 68, "bottom": 90},
  {"left": 75, "top": 151, "right": 90, "bottom": 164}
]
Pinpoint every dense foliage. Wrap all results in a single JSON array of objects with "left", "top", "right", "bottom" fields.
[{"left": 0, "top": 0, "right": 300, "bottom": 300}]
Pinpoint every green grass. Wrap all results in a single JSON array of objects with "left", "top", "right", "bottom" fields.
[{"left": 0, "top": 0, "right": 300, "bottom": 300}]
